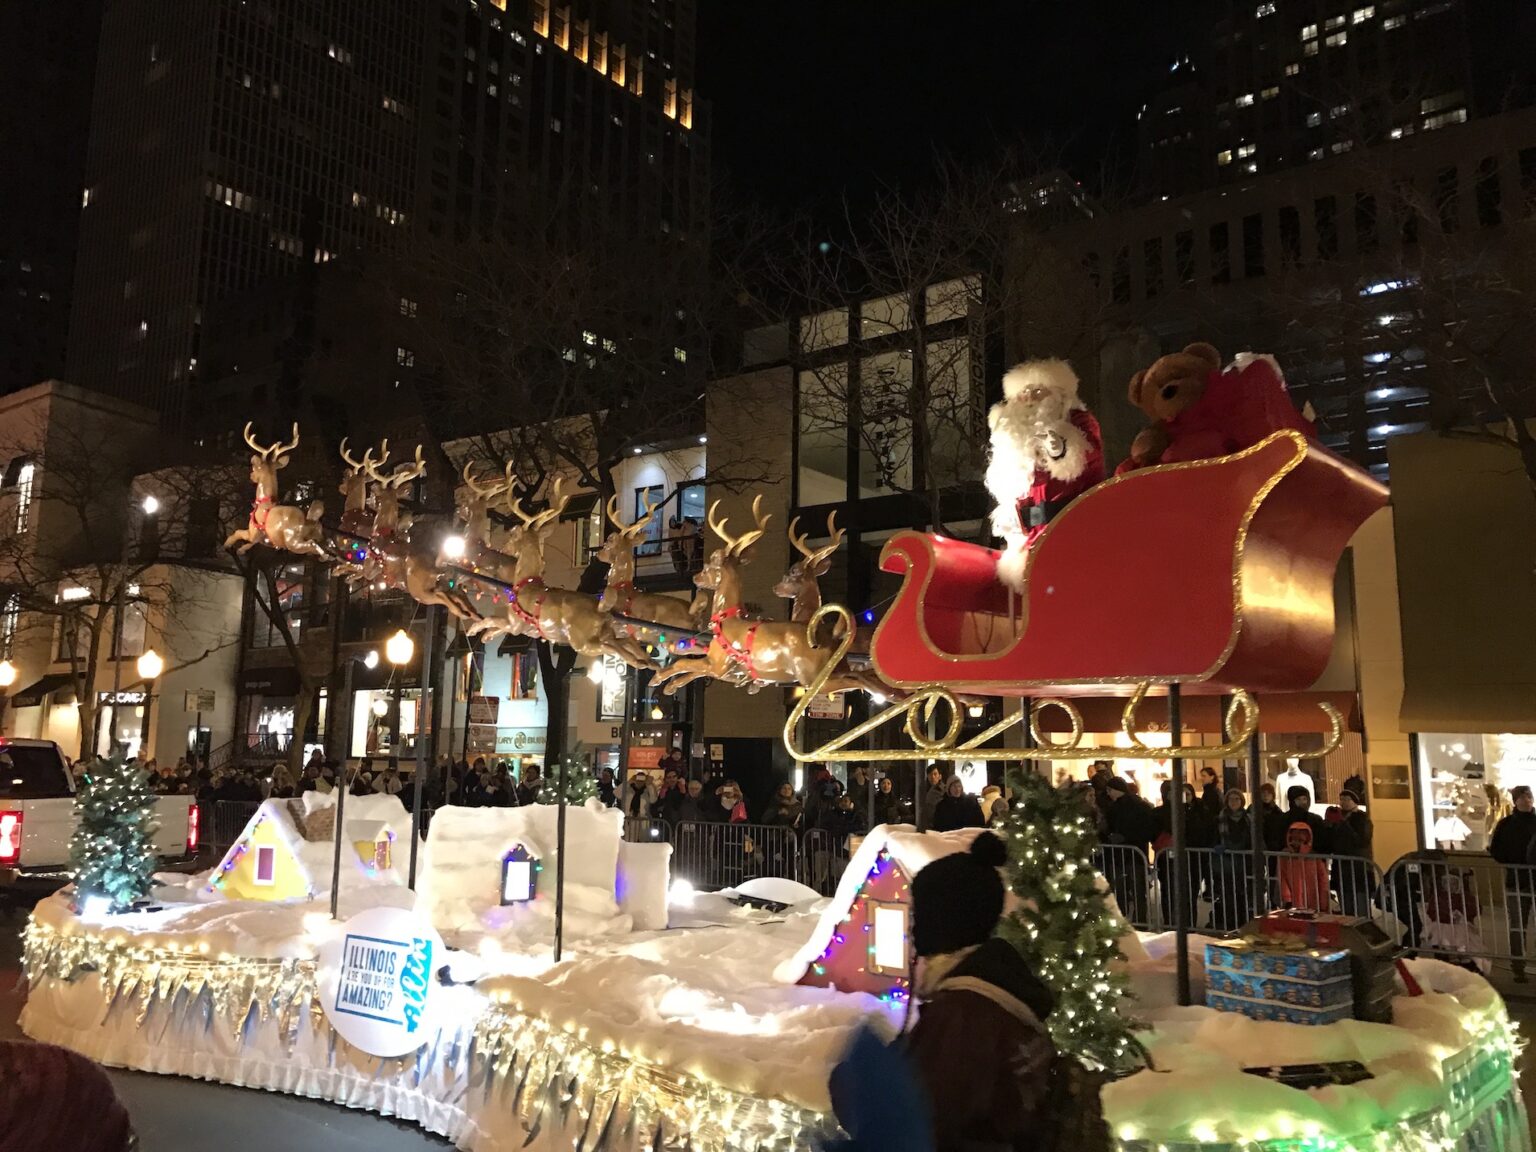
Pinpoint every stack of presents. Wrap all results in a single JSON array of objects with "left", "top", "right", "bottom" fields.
[{"left": 1206, "top": 911, "right": 1399, "bottom": 1027}]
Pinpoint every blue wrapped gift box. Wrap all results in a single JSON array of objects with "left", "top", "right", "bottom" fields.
[{"left": 1205, "top": 940, "right": 1353, "bottom": 1025}]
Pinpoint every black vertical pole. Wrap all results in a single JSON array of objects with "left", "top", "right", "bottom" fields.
[
  {"left": 555, "top": 753, "right": 568, "bottom": 962},
  {"left": 1248, "top": 728, "right": 1267, "bottom": 920},
  {"left": 331, "top": 657, "right": 354, "bottom": 918},
  {"left": 1169, "top": 683, "right": 1190, "bottom": 1006},
  {"left": 408, "top": 606, "right": 438, "bottom": 889}
]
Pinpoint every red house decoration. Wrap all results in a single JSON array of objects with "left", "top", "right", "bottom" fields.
[{"left": 779, "top": 825, "right": 991, "bottom": 1004}]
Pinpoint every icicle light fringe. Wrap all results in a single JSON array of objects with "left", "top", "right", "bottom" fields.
[{"left": 22, "top": 918, "right": 829, "bottom": 1152}]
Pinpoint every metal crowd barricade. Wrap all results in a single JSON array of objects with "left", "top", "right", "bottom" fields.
[
  {"left": 1380, "top": 854, "right": 1528, "bottom": 973},
  {"left": 209, "top": 800, "right": 261, "bottom": 855},
  {"left": 1146, "top": 845, "right": 1383, "bottom": 932},
  {"left": 622, "top": 817, "right": 671, "bottom": 845},
  {"left": 800, "top": 828, "right": 853, "bottom": 896},
  {"left": 670, "top": 821, "right": 801, "bottom": 890},
  {"left": 1093, "top": 843, "right": 1156, "bottom": 930}
]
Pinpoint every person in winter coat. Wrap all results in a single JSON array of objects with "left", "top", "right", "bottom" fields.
[
  {"left": 919, "top": 765, "right": 947, "bottom": 831},
  {"left": 621, "top": 771, "right": 659, "bottom": 819},
  {"left": 1491, "top": 785, "right": 1536, "bottom": 981},
  {"left": 875, "top": 776, "right": 905, "bottom": 826},
  {"left": 596, "top": 767, "right": 618, "bottom": 808},
  {"left": 905, "top": 831, "right": 1057, "bottom": 1152},
  {"left": 669, "top": 778, "right": 707, "bottom": 823},
  {"left": 1278, "top": 821, "right": 1330, "bottom": 912},
  {"left": 1197, "top": 766, "right": 1223, "bottom": 813},
  {"left": 515, "top": 764, "right": 543, "bottom": 806},
  {"left": 762, "top": 782, "right": 804, "bottom": 828},
  {"left": 717, "top": 779, "right": 749, "bottom": 823},
  {"left": 1421, "top": 863, "right": 1490, "bottom": 974},
  {"left": 1102, "top": 777, "right": 1156, "bottom": 924},
  {"left": 1256, "top": 782, "right": 1288, "bottom": 851},
  {"left": 1333, "top": 788, "right": 1375, "bottom": 916},
  {"left": 1212, "top": 788, "right": 1253, "bottom": 930},
  {"left": 1155, "top": 782, "right": 1210, "bottom": 928},
  {"left": 932, "top": 778, "right": 985, "bottom": 832},
  {"left": 1283, "top": 785, "right": 1329, "bottom": 850}
]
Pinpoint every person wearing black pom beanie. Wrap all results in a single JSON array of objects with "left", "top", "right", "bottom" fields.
[{"left": 904, "top": 830, "right": 1057, "bottom": 1152}]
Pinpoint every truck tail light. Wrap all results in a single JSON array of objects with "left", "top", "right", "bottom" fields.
[
  {"left": 186, "top": 804, "right": 200, "bottom": 853},
  {"left": 0, "top": 810, "right": 22, "bottom": 867}
]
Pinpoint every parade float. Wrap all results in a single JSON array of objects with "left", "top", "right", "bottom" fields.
[{"left": 18, "top": 352, "right": 1531, "bottom": 1151}]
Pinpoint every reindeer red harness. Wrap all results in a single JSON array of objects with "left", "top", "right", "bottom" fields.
[
  {"left": 711, "top": 605, "right": 761, "bottom": 681},
  {"left": 510, "top": 576, "right": 549, "bottom": 639}
]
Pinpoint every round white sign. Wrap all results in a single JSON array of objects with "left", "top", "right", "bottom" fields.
[{"left": 317, "top": 905, "right": 445, "bottom": 1057}]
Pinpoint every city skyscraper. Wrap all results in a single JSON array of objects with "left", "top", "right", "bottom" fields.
[
  {"left": 66, "top": 0, "right": 709, "bottom": 429},
  {"left": 0, "top": 1, "right": 105, "bottom": 396}
]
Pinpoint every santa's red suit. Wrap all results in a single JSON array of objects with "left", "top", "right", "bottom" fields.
[{"left": 1014, "top": 408, "right": 1104, "bottom": 548}]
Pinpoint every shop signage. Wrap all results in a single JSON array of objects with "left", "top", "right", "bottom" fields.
[
  {"left": 468, "top": 695, "right": 500, "bottom": 725},
  {"left": 807, "top": 694, "right": 844, "bottom": 720},
  {"left": 627, "top": 722, "right": 672, "bottom": 771},
  {"left": 183, "top": 689, "right": 217, "bottom": 712},
  {"left": 494, "top": 727, "right": 546, "bottom": 755},
  {"left": 1370, "top": 764, "right": 1410, "bottom": 800},
  {"left": 97, "top": 690, "right": 147, "bottom": 706},
  {"left": 318, "top": 906, "right": 445, "bottom": 1057},
  {"left": 709, "top": 744, "right": 724, "bottom": 761}
]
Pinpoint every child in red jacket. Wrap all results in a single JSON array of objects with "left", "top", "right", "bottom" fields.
[{"left": 1279, "top": 822, "right": 1330, "bottom": 912}]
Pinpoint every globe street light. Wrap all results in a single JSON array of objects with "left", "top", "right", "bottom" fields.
[
  {"left": 136, "top": 648, "right": 164, "bottom": 757},
  {"left": 385, "top": 629, "right": 414, "bottom": 667},
  {"left": 0, "top": 658, "right": 16, "bottom": 737}
]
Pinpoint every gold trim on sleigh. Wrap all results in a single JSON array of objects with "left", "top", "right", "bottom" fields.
[{"left": 783, "top": 604, "right": 1344, "bottom": 766}]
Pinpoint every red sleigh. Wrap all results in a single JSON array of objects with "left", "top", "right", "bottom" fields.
[{"left": 869, "top": 432, "right": 1389, "bottom": 696}]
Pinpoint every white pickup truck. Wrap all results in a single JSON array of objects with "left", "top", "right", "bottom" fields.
[{"left": 0, "top": 737, "right": 198, "bottom": 891}]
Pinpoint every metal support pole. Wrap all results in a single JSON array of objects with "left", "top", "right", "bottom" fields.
[
  {"left": 1248, "top": 728, "right": 1266, "bottom": 921},
  {"left": 554, "top": 753, "right": 568, "bottom": 962},
  {"left": 408, "top": 606, "right": 438, "bottom": 889},
  {"left": 139, "top": 685, "right": 155, "bottom": 754},
  {"left": 330, "top": 657, "right": 356, "bottom": 919},
  {"left": 1169, "top": 683, "right": 1190, "bottom": 1006}
]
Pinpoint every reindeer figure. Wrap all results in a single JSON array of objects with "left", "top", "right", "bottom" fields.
[
  {"left": 455, "top": 460, "right": 516, "bottom": 567},
  {"left": 338, "top": 438, "right": 388, "bottom": 540},
  {"left": 468, "top": 478, "right": 654, "bottom": 667},
  {"left": 596, "top": 495, "right": 707, "bottom": 638},
  {"left": 224, "top": 423, "right": 328, "bottom": 557},
  {"left": 774, "top": 512, "right": 847, "bottom": 632},
  {"left": 648, "top": 497, "right": 887, "bottom": 697},
  {"left": 362, "top": 447, "right": 480, "bottom": 620}
]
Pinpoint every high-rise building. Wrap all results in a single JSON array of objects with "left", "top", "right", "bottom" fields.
[
  {"left": 0, "top": 1, "right": 105, "bottom": 396},
  {"left": 66, "top": 0, "right": 710, "bottom": 429},
  {"left": 1138, "top": 0, "right": 1502, "bottom": 198}
]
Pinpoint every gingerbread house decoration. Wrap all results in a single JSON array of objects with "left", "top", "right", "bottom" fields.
[
  {"left": 207, "top": 791, "right": 406, "bottom": 902},
  {"left": 775, "top": 825, "right": 991, "bottom": 1004}
]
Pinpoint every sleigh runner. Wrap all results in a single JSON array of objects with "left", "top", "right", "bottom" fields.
[{"left": 870, "top": 432, "right": 1388, "bottom": 696}]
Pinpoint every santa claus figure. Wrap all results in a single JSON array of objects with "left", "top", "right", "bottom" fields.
[{"left": 985, "top": 359, "right": 1104, "bottom": 590}]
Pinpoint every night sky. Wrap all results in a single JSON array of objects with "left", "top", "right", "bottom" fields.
[{"left": 697, "top": 0, "right": 1191, "bottom": 218}]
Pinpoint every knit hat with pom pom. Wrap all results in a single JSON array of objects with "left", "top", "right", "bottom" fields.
[{"left": 911, "top": 831, "right": 1009, "bottom": 958}]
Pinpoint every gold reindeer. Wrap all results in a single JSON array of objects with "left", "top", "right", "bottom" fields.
[
  {"left": 468, "top": 477, "right": 655, "bottom": 668},
  {"left": 775, "top": 512, "right": 849, "bottom": 645},
  {"left": 224, "top": 423, "right": 328, "bottom": 557},
  {"left": 338, "top": 438, "right": 388, "bottom": 541},
  {"left": 596, "top": 494, "right": 708, "bottom": 640},
  {"left": 455, "top": 459, "right": 517, "bottom": 567},
  {"left": 648, "top": 498, "right": 888, "bottom": 697},
  {"left": 362, "top": 446, "right": 481, "bottom": 620}
]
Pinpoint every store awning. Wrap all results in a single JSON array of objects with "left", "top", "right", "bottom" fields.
[
  {"left": 1034, "top": 691, "right": 1362, "bottom": 735},
  {"left": 8, "top": 673, "right": 76, "bottom": 709},
  {"left": 1399, "top": 684, "right": 1536, "bottom": 736}
]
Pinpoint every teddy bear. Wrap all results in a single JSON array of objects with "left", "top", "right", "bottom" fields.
[
  {"left": 985, "top": 358, "right": 1104, "bottom": 590},
  {"left": 1117, "top": 342, "right": 1315, "bottom": 473}
]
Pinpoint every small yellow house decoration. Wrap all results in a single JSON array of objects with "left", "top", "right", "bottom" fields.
[{"left": 208, "top": 794, "right": 404, "bottom": 902}]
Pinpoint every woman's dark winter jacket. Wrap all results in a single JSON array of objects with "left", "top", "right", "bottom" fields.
[
  {"left": 932, "top": 793, "right": 986, "bottom": 832},
  {"left": 905, "top": 938, "right": 1056, "bottom": 1152}
]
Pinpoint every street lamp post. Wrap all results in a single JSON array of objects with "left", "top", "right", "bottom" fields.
[
  {"left": 0, "top": 658, "right": 16, "bottom": 737},
  {"left": 136, "top": 648, "right": 164, "bottom": 761},
  {"left": 385, "top": 628, "right": 431, "bottom": 888}
]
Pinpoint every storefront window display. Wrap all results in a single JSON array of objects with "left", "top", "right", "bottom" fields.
[
  {"left": 351, "top": 688, "right": 423, "bottom": 758},
  {"left": 1417, "top": 733, "right": 1536, "bottom": 852}
]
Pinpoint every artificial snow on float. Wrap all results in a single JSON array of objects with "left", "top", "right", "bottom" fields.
[{"left": 17, "top": 820, "right": 1530, "bottom": 1152}]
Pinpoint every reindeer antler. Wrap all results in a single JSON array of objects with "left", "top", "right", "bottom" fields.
[
  {"left": 709, "top": 494, "right": 772, "bottom": 558},
  {"left": 243, "top": 422, "right": 301, "bottom": 460},
  {"left": 340, "top": 438, "right": 365, "bottom": 472},
  {"left": 506, "top": 474, "right": 569, "bottom": 530},
  {"left": 462, "top": 460, "right": 505, "bottom": 500},
  {"left": 607, "top": 493, "right": 657, "bottom": 543},
  {"left": 388, "top": 445, "right": 426, "bottom": 489},
  {"left": 788, "top": 510, "right": 844, "bottom": 567}
]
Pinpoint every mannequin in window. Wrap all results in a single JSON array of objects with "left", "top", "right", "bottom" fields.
[{"left": 1273, "top": 758, "right": 1315, "bottom": 807}]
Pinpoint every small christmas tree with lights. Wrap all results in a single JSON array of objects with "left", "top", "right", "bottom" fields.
[
  {"left": 994, "top": 768, "right": 1144, "bottom": 1073},
  {"left": 69, "top": 752, "right": 159, "bottom": 911},
  {"left": 551, "top": 752, "right": 599, "bottom": 806}
]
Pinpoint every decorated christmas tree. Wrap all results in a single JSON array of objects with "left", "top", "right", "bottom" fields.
[
  {"left": 69, "top": 752, "right": 159, "bottom": 911},
  {"left": 551, "top": 752, "right": 599, "bottom": 806},
  {"left": 994, "top": 768, "right": 1144, "bottom": 1073}
]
